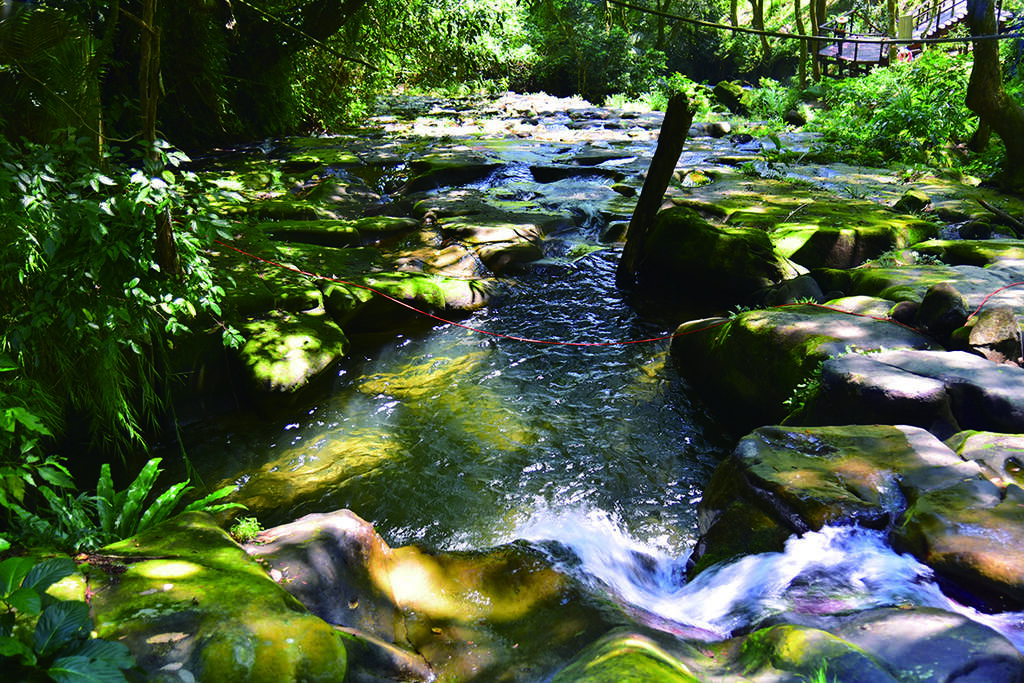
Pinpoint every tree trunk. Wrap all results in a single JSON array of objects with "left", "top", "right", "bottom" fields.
[
  {"left": 795, "top": 0, "right": 807, "bottom": 86},
  {"left": 887, "top": 0, "right": 897, "bottom": 63},
  {"left": 966, "top": 0, "right": 1024, "bottom": 188},
  {"left": 140, "top": 0, "right": 179, "bottom": 277},
  {"left": 808, "top": 0, "right": 821, "bottom": 80},
  {"left": 730, "top": 0, "right": 739, "bottom": 27},
  {"left": 616, "top": 93, "right": 695, "bottom": 289},
  {"left": 750, "top": 0, "right": 771, "bottom": 62}
]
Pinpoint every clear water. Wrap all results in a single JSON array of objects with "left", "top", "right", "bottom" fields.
[{"left": 179, "top": 246, "right": 725, "bottom": 555}]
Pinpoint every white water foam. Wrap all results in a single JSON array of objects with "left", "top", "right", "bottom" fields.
[{"left": 513, "top": 507, "right": 1024, "bottom": 650}]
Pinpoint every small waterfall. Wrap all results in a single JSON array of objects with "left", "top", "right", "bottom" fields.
[{"left": 515, "top": 510, "right": 1024, "bottom": 650}]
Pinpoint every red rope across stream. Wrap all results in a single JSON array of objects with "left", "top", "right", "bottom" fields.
[{"left": 214, "top": 239, "right": 1024, "bottom": 347}]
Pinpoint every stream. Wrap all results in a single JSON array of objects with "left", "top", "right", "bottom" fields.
[{"left": 171, "top": 94, "right": 1024, "bottom": 668}]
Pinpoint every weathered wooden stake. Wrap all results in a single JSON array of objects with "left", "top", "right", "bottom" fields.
[{"left": 616, "top": 92, "right": 695, "bottom": 290}]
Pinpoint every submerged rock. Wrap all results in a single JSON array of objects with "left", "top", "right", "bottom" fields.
[{"left": 551, "top": 631, "right": 702, "bottom": 683}]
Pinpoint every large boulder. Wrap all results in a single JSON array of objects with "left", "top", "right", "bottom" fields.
[
  {"left": 692, "top": 425, "right": 980, "bottom": 573},
  {"left": 90, "top": 512, "right": 348, "bottom": 683},
  {"left": 792, "top": 349, "right": 1024, "bottom": 437},
  {"left": 670, "top": 304, "right": 938, "bottom": 430},
  {"left": 712, "top": 81, "right": 751, "bottom": 115},
  {"left": 248, "top": 509, "right": 620, "bottom": 683},
  {"left": 238, "top": 311, "right": 350, "bottom": 394},
  {"left": 893, "top": 479, "right": 1024, "bottom": 611},
  {"left": 833, "top": 607, "right": 1024, "bottom": 681},
  {"left": 636, "top": 206, "right": 793, "bottom": 308},
  {"left": 949, "top": 305, "right": 1023, "bottom": 364}
]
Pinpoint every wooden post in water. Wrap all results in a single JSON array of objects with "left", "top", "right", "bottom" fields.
[{"left": 616, "top": 92, "right": 694, "bottom": 290}]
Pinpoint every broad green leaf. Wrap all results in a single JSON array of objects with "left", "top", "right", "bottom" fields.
[
  {"left": 34, "top": 601, "right": 91, "bottom": 657},
  {"left": 0, "top": 634, "right": 36, "bottom": 664},
  {"left": 76, "top": 638, "right": 135, "bottom": 670},
  {"left": 115, "top": 459, "right": 161, "bottom": 537},
  {"left": 136, "top": 481, "right": 190, "bottom": 532},
  {"left": 37, "top": 465, "right": 75, "bottom": 490},
  {"left": 6, "top": 585, "right": 41, "bottom": 615},
  {"left": 23, "top": 557, "right": 75, "bottom": 594},
  {"left": 49, "top": 654, "right": 130, "bottom": 683},
  {"left": 182, "top": 485, "right": 238, "bottom": 512},
  {"left": 0, "top": 557, "right": 35, "bottom": 596},
  {"left": 7, "top": 407, "right": 50, "bottom": 436},
  {"left": 0, "top": 536, "right": 10, "bottom": 554},
  {"left": 95, "top": 464, "right": 115, "bottom": 535}
]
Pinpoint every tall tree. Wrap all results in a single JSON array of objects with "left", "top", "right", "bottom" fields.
[
  {"left": 966, "top": 0, "right": 1024, "bottom": 188},
  {"left": 749, "top": 0, "right": 771, "bottom": 61}
]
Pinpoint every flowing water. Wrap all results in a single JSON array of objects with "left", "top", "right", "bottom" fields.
[{"left": 174, "top": 97, "right": 1024, "bottom": 661}]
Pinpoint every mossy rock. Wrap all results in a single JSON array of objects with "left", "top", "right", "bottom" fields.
[
  {"left": 637, "top": 207, "right": 791, "bottom": 307},
  {"left": 739, "top": 624, "right": 895, "bottom": 682},
  {"left": 912, "top": 239, "right": 1024, "bottom": 268},
  {"left": 258, "top": 220, "right": 361, "bottom": 248},
  {"left": 90, "top": 512, "right": 347, "bottom": 683},
  {"left": 669, "top": 305, "right": 937, "bottom": 430},
  {"left": 239, "top": 311, "right": 350, "bottom": 394},
  {"left": 551, "top": 632, "right": 700, "bottom": 683}
]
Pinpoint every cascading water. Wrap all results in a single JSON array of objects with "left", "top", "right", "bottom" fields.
[{"left": 515, "top": 514, "right": 1024, "bottom": 651}]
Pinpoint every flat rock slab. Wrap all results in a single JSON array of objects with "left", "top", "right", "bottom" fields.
[
  {"left": 239, "top": 312, "right": 350, "bottom": 394},
  {"left": 794, "top": 348, "right": 1024, "bottom": 438},
  {"left": 670, "top": 304, "right": 939, "bottom": 430},
  {"left": 864, "top": 349, "right": 1024, "bottom": 434},
  {"left": 915, "top": 239, "right": 1024, "bottom": 268},
  {"left": 848, "top": 264, "right": 1024, "bottom": 324}
]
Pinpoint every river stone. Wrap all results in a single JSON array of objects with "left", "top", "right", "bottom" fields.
[
  {"left": 400, "top": 151, "right": 502, "bottom": 194},
  {"left": 789, "top": 353, "right": 960, "bottom": 439},
  {"left": 915, "top": 282, "right": 968, "bottom": 339},
  {"left": 864, "top": 349, "right": 1024, "bottom": 433},
  {"left": 946, "top": 430, "right": 1024, "bottom": 489},
  {"left": 893, "top": 479, "right": 1024, "bottom": 611},
  {"left": 738, "top": 624, "right": 896, "bottom": 683},
  {"left": 693, "top": 425, "right": 980, "bottom": 571},
  {"left": 239, "top": 311, "right": 350, "bottom": 394},
  {"left": 949, "top": 306, "right": 1023, "bottom": 364},
  {"left": 636, "top": 206, "right": 791, "bottom": 308},
  {"left": 551, "top": 631, "right": 701, "bottom": 683},
  {"left": 439, "top": 211, "right": 562, "bottom": 273},
  {"left": 833, "top": 607, "right": 1024, "bottom": 681},
  {"left": 670, "top": 305, "right": 939, "bottom": 430},
  {"left": 90, "top": 512, "right": 348, "bottom": 683},
  {"left": 913, "top": 238, "right": 1024, "bottom": 268}
]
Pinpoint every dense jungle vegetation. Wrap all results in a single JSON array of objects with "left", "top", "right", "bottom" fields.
[{"left": 1, "top": 0, "right": 1023, "bottom": 676}]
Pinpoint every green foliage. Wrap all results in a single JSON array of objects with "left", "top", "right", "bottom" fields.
[
  {"left": 0, "top": 556, "right": 136, "bottom": 681},
  {"left": 229, "top": 516, "right": 264, "bottom": 544},
  {"left": 811, "top": 51, "right": 976, "bottom": 167},
  {"left": 12, "top": 458, "right": 243, "bottom": 553},
  {"left": 525, "top": 0, "right": 665, "bottom": 102},
  {"left": 747, "top": 78, "right": 801, "bottom": 122},
  {"left": 0, "top": 131, "right": 238, "bottom": 457},
  {"left": 783, "top": 360, "right": 825, "bottom": 416}
]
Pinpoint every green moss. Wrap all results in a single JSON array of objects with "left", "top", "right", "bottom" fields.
[
  {"left": 92, "top": 513, "right": 348, "bottom": 682},
  {"left": 240, "top": 312, "right": 350, "bottom": 393},
  {"left": 552, "top": 632, "right": 700, "bottom": 683}
]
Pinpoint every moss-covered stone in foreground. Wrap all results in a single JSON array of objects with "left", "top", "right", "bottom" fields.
[{"left": 90, "top": 512, "right": 347, "bottom": 682}]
